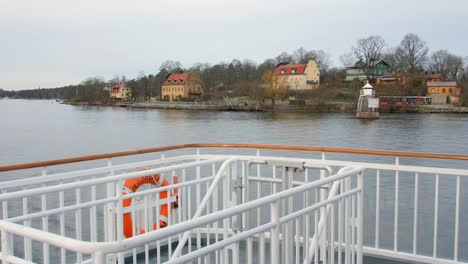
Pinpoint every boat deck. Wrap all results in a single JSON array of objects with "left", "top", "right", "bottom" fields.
[{"left": 0, "top": 143, "right": 467, "bottom": 264}]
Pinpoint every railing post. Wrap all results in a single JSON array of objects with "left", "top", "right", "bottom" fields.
[
  {"left": 1, "top": 230, "right": 10, "bottom": 264},
  {"left": 356, "top": 172, "right": 364, "bottom": 264},
  {"left": 270, "top": 200, "right": 280, "bottom": 264},
  {"left": 93, "top": 251, "right": 106, "bottom": 264}
]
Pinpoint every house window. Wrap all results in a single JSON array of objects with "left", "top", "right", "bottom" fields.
[
  {"left": 291, "top": 69, "right": 296, "bottom": 74},
  {"left": 442, "top": 88, "right": 446, "bottom": 93},
  {"left": 449, "top": 88, "right": 453, "bottom": 94},
  {"left": 432, "top": 88, "right": 435, "bottom": 93},
  {"left": 280, "top": 69, "right": 285, "bottom": 75}
]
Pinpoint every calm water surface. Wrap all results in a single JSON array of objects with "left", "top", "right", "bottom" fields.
[
  {"left": 1, "top": 99, "right": 468, "bottom": 263},
  {"left": 1, "top": 99, "right": 467, "bottom": 164}
]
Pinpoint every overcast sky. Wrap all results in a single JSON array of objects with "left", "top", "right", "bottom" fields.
[{"left": 1, "top": 0, "right": 467, "bottom": 90}]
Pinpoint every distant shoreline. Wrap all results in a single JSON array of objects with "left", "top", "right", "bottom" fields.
[{"left": 63, "top": 100, "right": 468, "bottom": 113}]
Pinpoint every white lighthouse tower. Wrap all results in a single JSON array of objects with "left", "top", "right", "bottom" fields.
[{"left": 356, "top": 81, "right": 380, "bottom": 119}]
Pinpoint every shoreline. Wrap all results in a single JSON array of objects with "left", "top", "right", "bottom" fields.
[{"left": 63, "top": 100, "right": 468, "bottom": 113}]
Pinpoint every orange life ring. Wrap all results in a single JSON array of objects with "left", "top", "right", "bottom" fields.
[{"left": 122, "top": 172, "right": 178, "bottom": 238}]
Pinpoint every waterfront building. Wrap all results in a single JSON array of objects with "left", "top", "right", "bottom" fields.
[
  {"left": 110, "top": 84, "right": 132, "bottom": 99},
  {"left": 427, "top": 81, "right": 461, "bottom": 97},
  {"left": 376, "top": 74, "right": 408, "bottom": 85},
  {"left": 161, "top": 72, "right": 204, "bottom": 101},
  {"left": 273, "top": 60, "right": 320, "bottom": 90},
  {"left": 423, "top": 72, "right": 443, "bottom": 83},
  {"left": 345, "top": 60, "right": 390, "bottom": 82}
]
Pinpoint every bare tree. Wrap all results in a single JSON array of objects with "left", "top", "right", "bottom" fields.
[
  {"left": 429, "top": 50, "right": 451, "bottom": 77},
  {"left": 429, "top": 50, "right": 464, "bottom": 80},
  {"left": 396, "top": 33, "right": 428, "bottom": 76},
  {"left": 293, "top": 47, "right": 308, "bottom": 64},
  {"left": 339, "top": 52, "right": 356, "bottom": 68},
  {"left": 352, "top": 35, "right": 386, "bottom": 79},
  {"left": 275, "top": 52, "right": 294, "bottom": 64},
  {"left": 262, "top": 71, "right": 288, "bottom": 105},
  {"left": 305, "top": 50, "right": 331, "bottom": 76},
  {"left": 160, "top": 60, "right": 182, "bottom": 72},
  {"left": 447, "top": 54, "right": 464, "bottom": 80},
  {"left": 382, "top": 48, "right": 401, "bottom": 73}
]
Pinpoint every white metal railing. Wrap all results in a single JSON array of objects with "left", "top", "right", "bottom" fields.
[
  {"left": 0, "top": 145, "right": 467, "bottom": 264},
  {"left": 0, "top": 159, "right": 364, "bottom": 264}
]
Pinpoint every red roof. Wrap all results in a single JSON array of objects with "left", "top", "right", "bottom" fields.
[
  {"left": 274, "top": 64, "right": 306, "bottom": 75},
  {"left": 111, "top": 84, "right": 126, "bottom": 94},
  {"left": 163, "top": 73, "right": 190, "bottom": 85}
]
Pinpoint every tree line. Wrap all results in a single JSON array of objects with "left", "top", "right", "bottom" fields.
[{"left": 2, "top": 33, "right": 467, "bottom": 102}]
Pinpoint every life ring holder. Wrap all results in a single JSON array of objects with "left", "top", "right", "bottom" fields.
[{"left": 121, "top": 171, "right": 178, "bottom": 238}]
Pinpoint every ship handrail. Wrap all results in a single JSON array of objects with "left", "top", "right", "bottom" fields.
[
  {"left": 0, "top": 166, "right": 364, "bottom": 263},
  {"left": 1, "top": 143, "right": 467, "bottom": 172}
]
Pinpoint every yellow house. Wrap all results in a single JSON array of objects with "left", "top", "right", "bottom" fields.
[
  {"left": 273, "top": 60, "right": 320, "bottom": 90},
  {"left": 110, "top": 84, "right": 132, "bottom": 99},
  {"left": 161, "top": 72, "right": 204, "bottom": 101},
  {"left": 427, "top": 81, "right": 461, "bottom": 97}
]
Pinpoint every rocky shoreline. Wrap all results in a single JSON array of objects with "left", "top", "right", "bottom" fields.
[{"left": 64, "top": 100, "right": 468, "bottom": 113}]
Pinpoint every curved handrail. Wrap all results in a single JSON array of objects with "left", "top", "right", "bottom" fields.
[{"left": 1, "top": 143, "right": 467, "bottom": 172}]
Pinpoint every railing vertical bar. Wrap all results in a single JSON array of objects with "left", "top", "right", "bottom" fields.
[
  {"left": 41, "top": 167, "right": 49, "bottom": 264},
  {"left": 326, "top": 196, "right": 330, "bottom": 264},
  {"left": 356, "top": 172, "right": 364, "bottom": 264},
  {"left": 177, "top": 172, "right": 183, "bottom": 240},
  {"left": 320, "top": 154, "right": 327, "bottom": 263},
  {"left": 168, "top": 171, "right": 174, "bottom": 259},
  {"left": 394, "top": 157, "right": 399, "bottom": 252},
  {"left": 223, "top": 185, "right": 229, "bottom": 264},
  {"left": 338, "top": 185, "right": 343, "bottom": 264},
  {"left": 375, "top": 169, "right": 380, "bottom": 248},
  {"left": 295, "top": 217, "right": 300, "bottom": 264},
  {"left": 213, "top": 165, "right": 219, "bottom": 262},
  {"left": 2, "top": 190, "right": 8, "bottom": 220},
  {"left": 330, "top": 200, "right": 335, "bottom": 264},
  {"left": 115, "top": 179, "right": 124, "bottom": 264},
  {"left": 156, "top": 187, "right": 161, "bottom": 264},
  {"left": 75, "top": 184, "right": 82, "bottom": 264},
  {"left": 131, "top": 192, "right": 137, "bottom": 238},
  {"left": 304, "top": 168, "right": 310, "bottom": 264},
  {"left": 314, "top": 208, "right": 319, "bottom": 264},
  {"left": 257, "top": 162, "right": 265, "bottom": 264},
  {"left": 413, "top": 172, "right": 419, "bottom": 255},
  {"left": 22, "top": 188, "right": 32, "bottom": 261},
  {"left": 182, "top": 168, "right": 187, "bottom": 223},
  {"left": 247, "top": 237, "right": 253, "bottom": 264},
  {"left": 90, "top": 181, "right": 97, "bottom": 243},
  {"left": 345, "top": 179, "right": 351, "bottom": 264},
  {"left": 351, "top": 193, "right": 356, "bottom": 264},
  {"left": 144, "top": 194, "right": 149, "bottom": 264},
  {"left": 284, "top": 168, "right": 294, "bottom": 263},
  {"left": 196, "top": 157, "right": 201, "bottom": 264},
  {"left": 205, "top": 180, "right": 211, "bottom": 264},
  {"left": 454, "top": 175, "right": 460, "bottom": 262},
  {"left": 105, "top": 159, "right": 115, "bottom": 243},
  {"left": 1, "top": 230, "right": 11, "bottom": 264},
  {"left": 271, "top": 200, "right": 280, "bottom": 264},
  {"left": 433, "top": 173, "right": 439, "bottom": 258},
  {"left": 59, "top": 182, "right": 65, "bottom": 263}
]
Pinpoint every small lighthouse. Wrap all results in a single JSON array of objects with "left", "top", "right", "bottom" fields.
[{"left": 356, "top": 81, "right": 380, "bottom": 119}]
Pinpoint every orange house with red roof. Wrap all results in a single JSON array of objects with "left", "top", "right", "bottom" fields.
[
  {"left": 273, "top": 60, "right": 320, "bottom": 90},
  {"left": 161, "top": 72, "right": 203, "bottom": 101},
  {"left": 110, "top": 84, "right": 132, "bottom": 99}
]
